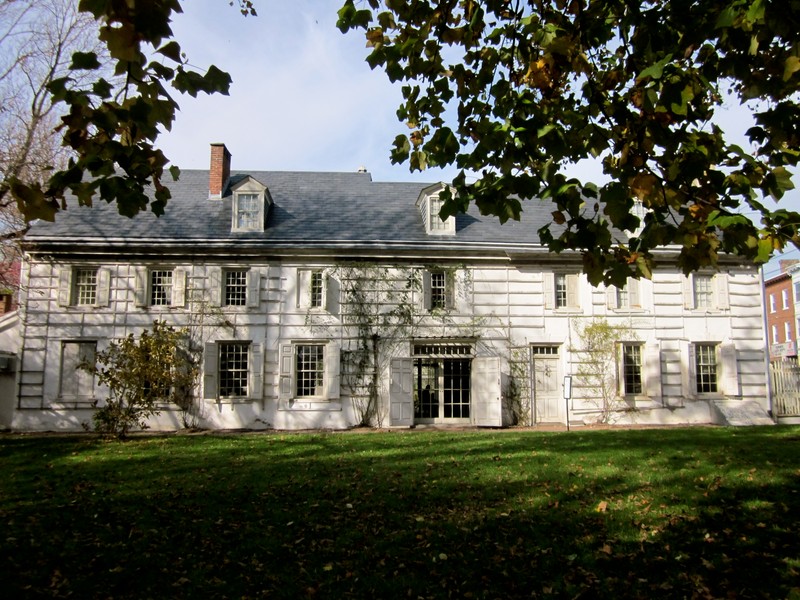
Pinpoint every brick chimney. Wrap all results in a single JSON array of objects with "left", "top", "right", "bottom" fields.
[
  {"left": 780, "top": 259, "right": 799, "bottom": 273},
  {"left": 209, "top": 143, "right": 231, "bottom": 199}
]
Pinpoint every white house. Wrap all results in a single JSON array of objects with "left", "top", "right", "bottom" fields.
[{"left": 10, "top": 144, "right": 770, "bottom": 431}]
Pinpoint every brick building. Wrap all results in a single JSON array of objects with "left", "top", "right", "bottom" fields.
[{"left": 765, "top": 260, "right": 799, "bottom": 360}]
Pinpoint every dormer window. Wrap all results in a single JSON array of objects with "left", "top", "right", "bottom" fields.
[
  {"left": 417, "top": 183, "right": 456, "bottom": 235},
  {"left": 230, "top": 176, "right": 272, "bottom": 233}
]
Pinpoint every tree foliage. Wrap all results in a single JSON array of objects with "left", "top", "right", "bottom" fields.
[
  {"left": 0, "top": 0, "right": 255, "bottom": 223},
  {"left": 80, "top": 320, "right": 198, "bottom": 438},
  {"left": 338, "top": 0, "right": 800, "bottom": 284}
]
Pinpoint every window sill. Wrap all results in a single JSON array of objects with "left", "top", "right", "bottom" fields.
[
  {"left": 279, "top": 398, "right": 341, "bottom": 412},
  {"left": 210, "top": 397, "right": 255, "bottom": 405},
  {"left": 551, "top": 308, "right": 582, "bottom": 314},
  {"left": 51, "top": 399, "right": 97, "bottom": 409}
]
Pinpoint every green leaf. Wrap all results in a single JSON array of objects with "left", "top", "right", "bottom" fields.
[
  {"left": 157, "top": 41, "right": 183, "bottom": 63},
  {"left": 70, "top": 51, "right": 100, "bottom": 70}
]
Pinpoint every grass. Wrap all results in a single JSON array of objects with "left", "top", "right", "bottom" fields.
[{"left": 1, "top": 426, "right": 799, "bottom": 599}]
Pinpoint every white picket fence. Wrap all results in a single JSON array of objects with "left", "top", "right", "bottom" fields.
[{"left": 770, "top": 358, "right": 800, "bottom": 417}]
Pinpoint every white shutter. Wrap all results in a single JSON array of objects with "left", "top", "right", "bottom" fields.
[
  {"left": 715, "top": 274, "right": 730, "bottom": 310},
  {"left": 57, "top": 267, "right": 72, "bottom": 307},
  {"left": 247, "top": 270, "right": 260, "bottom": 308},
  {"left": 279, "top": 344, "right": 293, "bottom": 399},
  {"left": 325, "top": 274, "right": 340, "bottom": 315},
  {"left": 323, "top": 342, "right": 340, "bottom": 399},
  {"left": 472, "top": 356, "right": 502, "bottom": 426},
  {"left": 389, "top": 357, "right": 414, "bottom": 426},
  {"left": 422, "top": 270, "right": 432, "bottom": 310},
  {"left": 96, "top": 268, "right": 110, "bottom": 307},
  {"left": 683, "top": 275, "right": 695, "bottom": 309},
  {"left": 606, "top": 285, "right": 618, "bottom": 310},
  {"left": 566, "top": 274, "right": 579, "bottom": 309},
  {"left": 134, "top": 267, "right": 148, "bottom": 307},
  {"left": 297, "top": 269, "right": 311, "bottom": 308},
  {"left": 208, "top": 267, "right": 222, "bottom": 306},
  {"left": 681, "top": 341, "right": 695, "bottom": 399},
  {"left": 249, "top": 343, "right": 264, "bottom": 399},
  {"left": 445, "top": 271, "right": 456, "bottom": 310},
  {"left": 719, "top": 343, "right": 739, "bottom": 397},
  {"left": 628, "top": 279, "right": 641, "bottom": 308},
  {"left": 644, "top": 343, "right": 662, "bottom": 400},
  {"left": 172, "top": 268, "right": 187, "bottom": 307},
  {"left": 543, "top": 273, "right": 554, "bottom": 309},
  {"left": 203, "top": 342, "right": 218, "bottom": 400}
]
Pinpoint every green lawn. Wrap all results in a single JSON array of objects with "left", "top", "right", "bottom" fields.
[{"left": 1, "top": 427, "right": 799, "bottom": 599}]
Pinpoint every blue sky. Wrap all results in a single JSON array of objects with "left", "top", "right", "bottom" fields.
[{"left": 158, "top": 1, "right": 798, "bottom": 272}]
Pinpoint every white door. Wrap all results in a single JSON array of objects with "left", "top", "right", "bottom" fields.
[
  {"left": 390, "top": 358, "right": 414, "bottom": 426},
  {"left": 532, "top": 347, "right": 564, "bottom": 423}
]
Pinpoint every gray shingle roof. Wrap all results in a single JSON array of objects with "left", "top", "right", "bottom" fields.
[{"left": 26, "top": 169, "right": 556, "bottom": 251}]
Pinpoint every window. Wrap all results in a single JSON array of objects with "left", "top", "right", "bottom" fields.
[
  {"left": 694, "top": 275, "right": 714, "bottom": 309},
  {"left": 769, "top": 293, "right": 777, "bottom": 313},
  {"left": 74, "top": 268, "right": 98, "bottom": 305},
  {"left": 621, "top": 344, "right": 643, "bottom": 395},
  {"left": 417, "top": 185, "right": 456, "bottom": 235},
  {"left": 423, "top": 269, "right": 454, "bottom": 311},
  {"left": 783, "top": 289, "right": 790, "bottom": 310},
  {"left": 310, "top": 271, "right": 324, "bottom": 308},
  {"left": 695, "top": 343, "right": 718, "bottom": 394},
  {"left": 203, "top": 341, "right": 263, "bottom": 400},
  {"left": 58, "top": 266, "right": 110, "bottom": 308},
  {"left": 150, "top": 270, "right": 173, "bottom": 306},
  {"left": 296, "top": 344, "right": 325, "bottom": 397},
  {"left": 224, "top": 270, "right": 247, "bottom": 306},
  {"left": 235, "top": 193, "right": 261, "bottom": 230},
  {"left": 430, "top": 271, "right": 447, "bottom": 309},
  {"left": 218, "top": 343, "right": 249, "bottom": 397},
  {"left": 428, "top": 196, "right": 448, "bottom": 231},
  {"left": 412, "top": 344, "right": 472, "bottom": 421},
  {"left": 611, "top": 279, "right": 640, "bottom": 310},
  {"left": 555, "top": 273, "right": 568, "bottom": 308},
  {"left": 60, "top": 341, "right": 96, "bottom": 399},
  {"left": 785, "top": 321, "right": 793, "bottom": 342},
  {"left": 135, "top": 267, "right": 186, "bottom": 308},
  {"left": 795, "top": 282, "right": 800, "bottom": 303},
  {"left": 772, "top": 325, "right": 779, "bottom": 344}
]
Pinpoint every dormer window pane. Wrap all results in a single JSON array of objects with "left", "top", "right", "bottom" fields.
[
  {"left": 236, "top": 193, "right": 261, "bottom": 230},
  {"left": 429, "top": 196, "right": 447, "bottom": 231}
]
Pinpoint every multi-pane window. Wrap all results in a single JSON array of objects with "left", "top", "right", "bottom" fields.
[
  {"left": 783, "top": 289, "right": 790, "bottom": 310},
  {"left": 622, "top": 344, "right": 643, "bottom": 395},
  {"left": 74, "top": 268, "right": 98, "bottom": 305},
  {"left": 693, "top": 275, "right": 714, "bottom": 309},
  {"left": 219, "top": 343, "right": 249, "bottom": 397},
  {"left": 429, "top": 196, "right": 447, "bottom": 231},
  {"left": 785, "top": 321, "right": 793, "bottom": 342},
  {"left": 430, "top": 271, "right": 447, "bottom": 309},
  {"left": 310, "top": 271, "right": 324, "bottom": 308},
  {"left": 296, "top": 344, "right": 325, "bottom": 397},
  {"left": 769, "top": 294, "right": 776, "bottom": 313},
  {"left": 772, "top": 325, "right": 779, "bottom": 344},
  {"left": 150, "top": 270, "right": 173, "bottom": 306},
  {"left": 695, "top": 343, "right": 718, "bottom": 394},
  {"left": 225, "top": 270, "right": 247, "bottom": 306},
  {"left": 555, "top": 273, "right": 568, "bottom": 308},
  {"left": 236, "top": 193, "right": 261, "bottom": 230},
  {"left": 616, "top": 286, "right": 629, "bottom": 309}
]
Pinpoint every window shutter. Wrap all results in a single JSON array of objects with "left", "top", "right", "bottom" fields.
[
  {"left": 719, "top": 343, "right": 739, "bottom": 396},
  {"left": 644, "top": 343, "right": 662, "bottom": 400},
  {"left": 249, "top": 343, "right": 263, "bottom": 399},
  {"left": 247, "top": 270, "right": 260, "bottom": 308},
  {"left": 324, "top": 343, "right": 341, "bottom": 399},
  {"left": 628, "top": 279, "right": 641, "bottom": 308},
  {"left": 96, "top": 268, "right": 111, "bottom": 307},
  {"left": 680, "top": 341, "right": 694, "bottom": 399},
  {"left": 297, "top": 269, "right": 311, "bottom": 308},
  {"left": 325, "top": 274, "right": 340, "bottom": 315},
  {"left": 203, "top": 342, "right": 218, "bottom": 400},
  {"left": 279, "top": 344, "right": 293, "bottom": 399},
  {"left": 566, "top": 274, "right": 579, "bottom": 309},
  {"left": 472, "top": 356, "right": 502, "bottom": 426},
  {"left": 445, "top": 271, "right": 456, "bottom": 311},
  {"left": 606, "top": 285, "right": 618, "bottom": 310},
  {"left": 208, "top": 267, "right": 222, "bottom": 306},
  {"left": 134, "top": 267, "right": 148, "bottom": 307},
  {"left": 715, "top": 274, "right": 730, "bottom": 310},
  {"left": 682, "top": 275, "right": 695, "bottom": 309},
  {"left": 172, "top": 268, "right": 187, "bottom": 307},
  {"left": 543, "top": 273, "right": 554, "bottom": 310},
  {"left": 422, "top": 270, "right": 432, "bottom": 310},
  {"left": 57, "top": 267, "right": 73, "bottom": 307}
]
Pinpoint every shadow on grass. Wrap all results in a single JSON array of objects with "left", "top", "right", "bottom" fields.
[{"left": 1, "top": 427, "right": 798, "bottom": 598}]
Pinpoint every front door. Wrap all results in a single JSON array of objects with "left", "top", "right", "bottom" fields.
[
  {"left": 412, "top": 343, "right": 473, "bottom": 424},
  {"left": 532, "top": 345, "right": 563, "bottom": 423}
]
